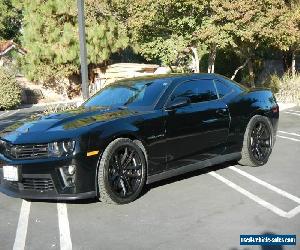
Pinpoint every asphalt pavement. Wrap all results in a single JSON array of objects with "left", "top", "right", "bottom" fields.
[{"left": 0, "top": 106, "right": 299, "bottom": 250}]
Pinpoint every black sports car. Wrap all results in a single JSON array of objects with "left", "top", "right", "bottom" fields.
[{"left": 0, "top": 74, "right": 279, "bottom": 204}]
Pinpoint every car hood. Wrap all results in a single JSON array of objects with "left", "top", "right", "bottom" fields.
[{"left": 0, "top": 106, "right": 137, "bottom": 144}]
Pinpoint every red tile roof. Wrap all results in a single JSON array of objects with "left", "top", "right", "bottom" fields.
[{"left": 0, "top": 40, "right": 27, "bottom": 56}]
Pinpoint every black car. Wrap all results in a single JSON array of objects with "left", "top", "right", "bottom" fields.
[{"left": 0, "top": 74, "right": 279, "bottom": 204}]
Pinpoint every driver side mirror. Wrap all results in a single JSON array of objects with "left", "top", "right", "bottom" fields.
[{"left": 166, "top": 97, "right": 191, "bottom": 110}]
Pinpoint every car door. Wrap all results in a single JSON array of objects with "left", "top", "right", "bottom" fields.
[{"left": 165, "top": 78, "right": 230, "bottom": 170}]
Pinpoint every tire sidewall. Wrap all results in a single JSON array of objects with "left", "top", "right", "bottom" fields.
[
  {"left": 98, "top": 138, "right": 146, "bottom": 204},
  {"left": 246, "top": 115, "right": 273, "bottom": 166}
]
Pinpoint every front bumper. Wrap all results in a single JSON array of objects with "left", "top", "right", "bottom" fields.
[{"left": 0, "top": 154, "right": 98, "bottom": 200}]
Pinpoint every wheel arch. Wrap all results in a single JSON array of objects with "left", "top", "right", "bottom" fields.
[
  {"left": 95, "top": 132, "right": 149, "bottom": 196},
  {"left": 109, "top": 133, "right": 149, "bottom": 168},
  {"left": 250, "top": 108, "right": 270, "bottom": 117}
]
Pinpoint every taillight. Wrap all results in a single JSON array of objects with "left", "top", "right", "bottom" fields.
[{"left": 272, "top": 105, "right": 279, "bottom": 113}]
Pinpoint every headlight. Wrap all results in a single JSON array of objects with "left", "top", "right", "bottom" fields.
[
  {"left": 0, "top": 139, "right": 7, "bottom": 153},
  {"left": 48, "top": 140, "right": 76, "bottom": 157}
]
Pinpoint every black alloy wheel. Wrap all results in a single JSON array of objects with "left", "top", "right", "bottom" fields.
[
  {"left": 97, "top": 138, "right": 146, "bottom": 204},
  {"left": 239, "top": 115, "right": 274, "bottom": 167},
  {"left": 250, "top": 121, "right": 272, "bottom": 163},
  {"left": 108, "top": 145, "right": 143, "bottom": 199}
]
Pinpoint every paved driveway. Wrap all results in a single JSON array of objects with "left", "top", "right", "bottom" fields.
[{"left": 0, "top": 106, "right": 299, "bottom": 250}]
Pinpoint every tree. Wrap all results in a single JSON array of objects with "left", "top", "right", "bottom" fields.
[
  {"left": 210, "top": 0, "right": 287, "bottom": 87},
  {"left": 284, "top": 0, "right": 300, "bottom": 75},
  {"left": 19, "top": 0, "right": 129, "bottom": 96},
  {"left": 119, "top": 0, "right": 209, "bottom": 72},
  {"left": 193, "top": 15, "right": 232, "bottom": 73},
  {"left": 0, "top": 0, "right": 22, "bottom": 40},
  {"left": 263, "top": 0, "right": 300, "bottom": 75}
]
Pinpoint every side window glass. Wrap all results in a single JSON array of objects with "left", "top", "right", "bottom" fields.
[
  {"left": 171, "top": 81, "right": 197, "bottom": 102},
  {"left": 197, "top": 79, "right": 218, "bottom": 102},
  {"left": 214, "top": 80, "right": 233, "bottom": 98},
  {"left": 171, "top": 79, "right": 218, "bottom": 104}
]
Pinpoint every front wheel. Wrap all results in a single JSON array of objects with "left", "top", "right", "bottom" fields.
[
  {"left": 97, "top": 138, "right": 146, "bottom": 204},
  {"left": 239, "top": 115, "right": 274, "bottom": 167}
]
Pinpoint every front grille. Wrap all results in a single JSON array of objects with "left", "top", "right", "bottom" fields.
[
  {"left": 22, "top": 178, "right": 54, "bottom": 191},
  {"left": 5, "top": 143, "right": 49, "bottom": 159}
]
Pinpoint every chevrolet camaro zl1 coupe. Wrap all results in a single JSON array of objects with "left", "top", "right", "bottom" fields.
[{"left": 0, "top": 74, "right": 279, "bottom": 204}]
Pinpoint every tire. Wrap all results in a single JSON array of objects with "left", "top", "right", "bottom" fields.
[
  {"left": 238, "top": 115, "right": 274, "bottom": 167},
  {"left": 97, "top": 138, "right": 146, "bottom": 204}
]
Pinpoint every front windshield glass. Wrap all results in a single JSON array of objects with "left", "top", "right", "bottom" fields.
[{"left": 84, "top": 78, "right": 171, "bottom": 108}]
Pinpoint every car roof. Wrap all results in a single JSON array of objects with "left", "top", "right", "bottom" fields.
[
  {"left": 114, "top": 73, "right": 222, "bottom": 84},
  {"left": 111, "top": 73, "right": 248, "bottom": 92}
]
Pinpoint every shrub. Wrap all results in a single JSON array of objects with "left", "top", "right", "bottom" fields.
[
  {"left": 262, "top": 74, "right": 281, "bottom": 93},
  {"left": 275, "top": 73, "right": 300, "bottom": 105},
  {"left": 0, "top": 67, "right": 21, "bottom": 110}
]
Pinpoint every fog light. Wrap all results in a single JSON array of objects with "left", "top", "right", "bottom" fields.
[
  {"left": 59, "top": 165, "right": 76, "bottom": 188},
  {"left": 68, "top": 165, "right": 76, "bottom": 175}
]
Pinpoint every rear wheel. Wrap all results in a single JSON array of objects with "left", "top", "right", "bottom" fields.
[
  {"left": 97, "top": 138, "right": 146, "bottom": 204},
  {"left": 239, "top": 115, "right": 273, "bottom": 167}
]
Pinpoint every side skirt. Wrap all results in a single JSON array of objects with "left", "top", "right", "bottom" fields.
[{"left": 146, "top": 152, "right": 241, "bottom": 184}]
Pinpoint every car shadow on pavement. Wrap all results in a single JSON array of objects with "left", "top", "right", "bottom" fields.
[{"left": 141, "top": 160, "right": 237, "bottom": 198}]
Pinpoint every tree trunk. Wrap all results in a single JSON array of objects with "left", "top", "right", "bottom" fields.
[
  {"left": 190, "top": 47, "right": 200, "bottom": 73},
  {"left": 248, "top": 59, "right": 255, "bottom": 88},
  {"left": 168, "top": 65, "right": 175, "bottom": 73},
  {"left": 231, "top": 58, "right": 250, "bottom": 80},
  {"left": 208, "top": 44, "right": 217, "bottom": 73},
  {"left": 291, "top": 50, "right": 296, "bottom": 77},
  {"left": 282, "top": 49, "right": 293, "bottom": 73}
]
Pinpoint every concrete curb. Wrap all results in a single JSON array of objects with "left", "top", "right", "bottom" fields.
[{"left": 278, "top": 102, "right": 296, "bottom": 111}]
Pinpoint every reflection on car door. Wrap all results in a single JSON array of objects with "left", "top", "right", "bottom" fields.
[{"left": 165, "top": 79, "right": 230, "bottom": 170}]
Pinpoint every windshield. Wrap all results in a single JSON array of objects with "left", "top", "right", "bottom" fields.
[{"left": 84, "top": 79, "right": 171, "bottom": 109}]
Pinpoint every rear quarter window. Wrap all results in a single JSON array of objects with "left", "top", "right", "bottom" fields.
[
  {"left": 220, "top": 77, "right": 247, "bottom": 93},
  {"left": 214, "top": 80, "right": 234, "bottom": 98}
]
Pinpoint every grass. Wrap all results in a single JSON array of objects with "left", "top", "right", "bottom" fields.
[
  {"left": 276, "top": 73, "right": 300, "bottom": 105},
  {"left": 265, "top": 73, "right": 300, "bottom": 105}
]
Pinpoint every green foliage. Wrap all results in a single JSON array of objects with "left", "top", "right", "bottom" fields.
[
  {"left": 19, "top": 0, "right": 129, "bottom": 85},
  {"left": 0, "top": 0, "right": 22, "bottom": 40},
  {"left": 0, "top": 0, "right": 299, "bottom": 95},
  {"left": 263, "top": 74, "right": 281, "bottom": 93},
  {"left": 207, "top": 0, "right": 300, "bottom": 83},
  {"left": 86, "top": 19, "right": 129, "bottom": 64},
  {"left": 138, "top": 35, "right": 189, "bottom": 66},
  {"left": 125, "top": 0, "right": 207, "bottom": 66},
  {"left": 275, "top": 73, "right": 300, "bottom": 104},
  {"left": 211, "top": 0, "right": 278, "bottom": 54},
  {"left": 19, "top": 0, "right": 79, "bottom": 83},
  {"left": 262, "top": 1, "right": 300, "bottom": 52},
  {"left": 193, "top": 5, "right": 233, "bottom": 54},
  {"left": 0, "top": 67, "right": 21, "bottom": 110}
]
